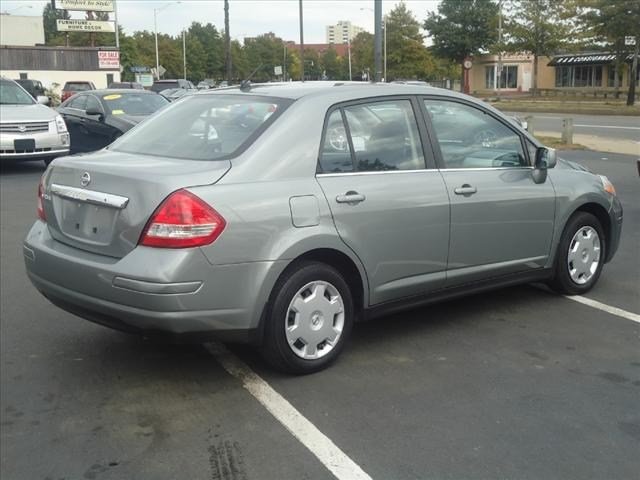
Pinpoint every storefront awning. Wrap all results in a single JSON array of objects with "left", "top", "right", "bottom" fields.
[{"left": 549, "top": 53, "right": 634, "bottom": 66}]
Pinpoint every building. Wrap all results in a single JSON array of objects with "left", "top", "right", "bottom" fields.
[
  {"left": 0, "top": 14, "right": 120, "bottom": 95},
  {"left": 0, "top": 14, "right": 44, "bottom": 47},
  {"left": 325, "top": 21, "right": 364, "bottom": 44},
  {"left": 469, "top": 52, "right": 639, "bottom": 94}
]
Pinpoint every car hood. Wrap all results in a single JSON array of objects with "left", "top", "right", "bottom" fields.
[
  {"left": 556, "top": 156, "right": 591, "bottom": 173},
  {"left": 0, "top": 103, "right": 58, "bottom": 123}
]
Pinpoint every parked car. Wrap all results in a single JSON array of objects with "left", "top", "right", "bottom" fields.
[
  {"left": 392, "top": 80, "right": 431, "bottom": 86},
  {"left": 197, "top": 81, "right": 211, "bottom": 90},
  {"left": 57, "top": 89, "right": 168, "bottom": 154},
  {"left": 24, "top": 83, "right": 622, "bottom": 374},
  {"left": 108, "top": 82, "right": 144, "bottom": 89},
  {"left": 61, "top": 81, "right": 96, "bottom": 102},
  {"left": 0, "top": 77, "right": 69, "bottom": 166},
  {"left": 150, "top": 79, "right": 194, "bottom": 93},
  {"left": 15, "top": 79, "right": 47, "bottom": 100},
  {"left": 158, "top": 87, "right": 196, "bottom": 102}
]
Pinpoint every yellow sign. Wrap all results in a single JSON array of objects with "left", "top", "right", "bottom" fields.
[{"left": 103, "top": 94, "right": 122, "bottom": 100}]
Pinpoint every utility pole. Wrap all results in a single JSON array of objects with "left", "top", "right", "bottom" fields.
[
  {"left": 224, "top": 0, "right": 231, "bottom": 83},
  {"left": 383, "top": 16, "right": 387, "bottom": 82},
  {"left": 183, "top": 30, "right": 186, "bottom": 80},
  {"left": 283, "top": 44, "right": 287, "bottom": 81},
  {"left": 627, "top": 35, "right": 638, "bottom": 106},
  {"left": 348, "top": 38, "right": 352, "bottom": 81},
  {"left": 113, "top": 0, "right": 119, "bottom": 49},
  {"left": 374, "top": 0, "right": 382, "bottom": 82},
  {"left": 299, "top": 0, "right": 305, "bottom": 81},
  {"left": 497, "top": 0, "right": 503, "bottom": 99},
  {"left": 154, "top": 9, "right": 159, "bottom": 79}
]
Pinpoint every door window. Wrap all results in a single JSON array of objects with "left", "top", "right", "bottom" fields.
[
  {"left": 85, "top": 95, "right": 103, "bottom": 113},
  {"left": 319, "top": 99, "right": 426, "bottom": 173},
  {"left": 424, "top": 99, "right": 527, "bottom": 169},
  {"left": 68, "top": 95, "right": 87, "bottom": 110}
]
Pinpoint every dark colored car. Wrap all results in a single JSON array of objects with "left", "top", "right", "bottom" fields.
[
  {"left": 61, "top": 81, "right": 96, "bottom": 102},
  {"left": 15, "top": 79, "right": 47, "bottom": 99},
  {"left": 150, "top": 79, "right": 194, "bottom": 93},
  {"left": 108, "top": 82, "right": 144, "bottom": 89},
  {"left": 57, "top": 89, "right": 168, "bottom": 154}
]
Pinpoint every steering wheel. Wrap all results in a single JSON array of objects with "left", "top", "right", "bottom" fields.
[
  {"left": 474, "top": 129, "right": 498, "bottom": 148},
  {"left": 327, "top": 124, "right": 348, "bottom": 151}
]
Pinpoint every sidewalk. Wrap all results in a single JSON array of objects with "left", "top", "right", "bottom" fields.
[{"left": 536, "top": 131, "right": 640, "bottom": 156}]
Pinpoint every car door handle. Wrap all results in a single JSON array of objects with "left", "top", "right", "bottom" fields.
[
  {"left": 336, "top": 191, "right": 366, "bottom": 204},
  {"left": 454, "top": 184, "right": 477, "bottom": 195}
]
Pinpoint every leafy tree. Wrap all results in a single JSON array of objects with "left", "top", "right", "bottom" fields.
[
  {"left": 504, "top": 0, "right": 571, "bottom": 94},
  {"left": 424, "top": 0, "right": 499, "bottom": 89},
  {"left": 321, "top": 47, "right": 341, "bottom": 79},
  {"left": 385, "top": 2, "right": 436, "bottom": 81},
  {"left": 351, "top": 31, "right": 374, "bottom": 80},
  {"left": 244, "top": 33, "right": 287, "bottom": 82},
  {"left": 42, "top": 2, "right": 69, "bottom": 45}
]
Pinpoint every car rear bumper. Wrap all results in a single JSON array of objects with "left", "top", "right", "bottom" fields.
[{"left": 24, "top": 221, "right": 287, "bottom": 341}]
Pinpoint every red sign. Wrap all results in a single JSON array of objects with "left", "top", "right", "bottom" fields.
[{"left": 98, "top": 51, "right": 119, "bottom": 69}]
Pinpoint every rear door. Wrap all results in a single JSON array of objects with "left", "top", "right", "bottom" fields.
[
  {"left": 60, "top": 94, "right": 87, "bottom": 153},
  {"left": 82, "top": 94, "right": 115, "bottom": 151},
  {"left": 316, "top": 97, "right": 450, "bottom": 305},
  {"left": 421, "top": 97, "right": 556, "bottom": 286}
]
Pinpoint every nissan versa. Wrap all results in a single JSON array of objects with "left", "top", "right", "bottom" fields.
[{"left": 24, "top": 83, "right": 623, "bottom": 374}]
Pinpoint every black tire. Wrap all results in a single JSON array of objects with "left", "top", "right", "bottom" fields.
[
  {"left": 261, "top": 261, "right": 354, "bottom": 374},
  {"left": 548, "top": 211, "right": 605, "bottom": 295},
  {"left": 43, "top": 158, "right": 53, "bottom": 167}
]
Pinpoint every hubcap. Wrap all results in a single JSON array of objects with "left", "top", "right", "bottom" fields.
[
  {"left": 285, "top": 281, "right": 345, "bottom": 360},
  {"left": 567, "top": 226, "right": 601, "bottom": 285}
]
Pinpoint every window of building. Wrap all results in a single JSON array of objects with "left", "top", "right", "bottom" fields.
[
  {"left": 19, "top": 73, "right": 28, "bottom": 79},
  {"left": 607, "top": 65, "right": 623, "bottom": 87},
  {"left": 555, "top": 65, "right": 603, "bottom": 87},
  {"left": 485, "top": 65, "right": 517, "bottom": 89}
]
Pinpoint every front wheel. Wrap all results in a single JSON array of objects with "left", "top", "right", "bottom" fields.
[
  {"left": 261, "top": 261, "right": 354, "bottom": 374},
  {"left": 548, "top": 212, "right": 605, "bottom": 295}
]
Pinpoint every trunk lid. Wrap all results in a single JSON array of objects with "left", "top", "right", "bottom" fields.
[{"left": 43, "top": 150, "right": 231, "bottom": 258}]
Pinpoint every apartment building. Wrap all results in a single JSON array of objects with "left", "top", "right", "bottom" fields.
[{"left": 325, "top": 21, "right": 364, "bottom": 44}]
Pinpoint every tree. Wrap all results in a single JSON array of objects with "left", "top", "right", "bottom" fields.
[
  {"left": 321, "top": 47, "right": 341, "bottom": 79},
  {"left": 42, "top": 2, "right": 69, "bottom": 45},
  {"left": 575, "top": 0, "right": 640, "bottom": 104},
  {"left": 244, "top": 33, "right": 287, "bottom": 82},
  {"left": 505, "top": 0, "right": 571, "bottom": 95},
  {"left": 424, "top": 0, "right": 499, "bottom": 89},
  {"left": 351, "top": 31, "right": 374, "bottom": 80},
  {"left": 385, "top": 2, "right": 436, "bottom": 81}
]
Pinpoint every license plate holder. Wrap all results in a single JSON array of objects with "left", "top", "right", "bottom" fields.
[{"left": 14, "top": 138, "right": 36, "bottom": 152}]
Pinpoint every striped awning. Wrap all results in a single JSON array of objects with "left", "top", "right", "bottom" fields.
[{"left": 548, "top": 53, "right": 634, "bottom": 66}]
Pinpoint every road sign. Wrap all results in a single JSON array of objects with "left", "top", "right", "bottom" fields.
[
  {"left": 57, "top": 0, "right": 114, "bottom": 12},
  {"left": 274, "top": 65, "right": 283, "bottom": 76},
  {"left": 157, "top": 65, "right": 166, "bottom": 78},
  {"left": 130, "top": 66, "right": 150, "bottom": 74},
  {"left": 135, "top": 74, "right": 154, "bottom": 87},
  {"left": 625, "top": 36, "right": 637, "bottom": 46},
  {"left": 57, "top": 19, "right": 115, "bottom": 32}
]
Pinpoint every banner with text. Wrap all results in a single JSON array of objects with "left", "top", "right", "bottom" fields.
[
  {"left": 57, "top": 0, "right": 114, "bottom": 12},
  {"left": 57, "top": 19, "right": 115, "bottom": 32},
  {"left": 98, "top": 51, "right": 120, "bottom": 69}
]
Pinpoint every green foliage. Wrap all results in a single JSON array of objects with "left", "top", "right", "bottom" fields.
[
  {"left": 424, "top": 0, "right": 499, "bottom": 63},
  {"left": 351, "top": 32, "right": 374, "bottom": 79}
]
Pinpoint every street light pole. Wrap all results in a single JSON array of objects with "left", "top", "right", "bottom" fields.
[
  {"left": 299, "top": 0, "right": 305, "bottom": 81},
  {"left": 183, "top": 30, "right": 186, "bottom": 80},
  {"left": 383, "top": 16, "right": 387, "bottom": 82},
  {"left": 153, "top": 2, "right": 180, "bottom": 80},
  {"left": 113, "top": 0, "right": 120, "bottom": 50},
  {"left": 348, "top": 38, "right": 352, "bottom": 81},
  {"left": 374, "top": 0, "right": 382, "bottom": 82},
  {"left": 497, "top": 0, "right": 503, "bottom": 98}
]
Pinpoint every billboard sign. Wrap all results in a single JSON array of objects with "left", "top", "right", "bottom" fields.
[
  {"left": 57, "top": 0, "right": 114, "bottom": 12},
  {"left": 98, "top": 50, "right": 120, "bottom": 69},
  {"left": 57, "top": 19, "right": 115, "bottom": 32}
]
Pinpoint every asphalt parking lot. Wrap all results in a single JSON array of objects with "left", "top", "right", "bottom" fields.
[{"left": 1, "top": 150, "right": 638, "bottom": 480}]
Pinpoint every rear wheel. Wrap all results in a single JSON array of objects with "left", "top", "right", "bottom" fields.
[
  {"left": 261, "top": 261, "right": 354, "bottom": 374},
  {"left": 548, "top": 212, "right": 605, "bottom": 295}
]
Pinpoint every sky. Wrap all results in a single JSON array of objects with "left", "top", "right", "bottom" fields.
[{"left": 0, "top": 0, "right": 440, "bottom": 43}]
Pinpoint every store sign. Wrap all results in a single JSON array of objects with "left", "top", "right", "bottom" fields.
[
  {"left": 57, "top": 0, "right": 114, "bottom": 12},
  {"left": 135, "top": 74, "right": 155, "bottom": 87},
  {"left": 57, "top": 19, "right": 115, "bottom": 32},
  {"left": 98, "top": 51, "right": 120, "bottom": 69}
]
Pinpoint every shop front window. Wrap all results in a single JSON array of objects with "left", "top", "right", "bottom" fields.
[
  {"left": 555, "top": 65, "right": 603, "bottom": 87},
  {"left": 485, "top": 65, "right": 518, "bottom": 89}
]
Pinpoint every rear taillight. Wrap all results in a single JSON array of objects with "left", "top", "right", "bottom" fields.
[
  {"left": 139, "top": 189, "right": 226, "bottom": 248},
  {"left": 37, "top": 176, "right": 46, "bottom": 222}
]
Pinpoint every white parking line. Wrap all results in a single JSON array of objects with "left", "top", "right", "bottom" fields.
[
  {"left": 564, "top": 295, "right": 640, "bottom": 323},
  {"left": 573, "top": 125, "right": 640, "bottom": 130},
  {"left": 205, "top": 343, "right": 373, "bottom": 480}
]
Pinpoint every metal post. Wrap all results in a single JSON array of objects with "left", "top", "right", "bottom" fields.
[
  {"left": 224, "top": 0, "right": 231, "bottom": 83},
  {"left": 374, "top": 0, "right": 382, "bottom": 82},
  {"left": 497, "top": 0, "right": 502, "bottom": 98},
  {"left": 627, "top": 36, "right": 638, "bottom": 106},
  {"left": 348, "top": 39, "right": 352, "bottom": 81},
  {"left": 283, "top": 44, "right": 287, "bottom": 81},
  {"left": 113, "top": 0, "right": 120, "bottom": 49},
  {"left": 383, "top": 16, "right": 387, "bottom": 82},
  {"left": 183, "top": 30, "right": 186, "bottom": 80},
  {"left": 299, "top": 0, "right": 304, "bottom": 81},
  {"left": 562, "top": 118, "right": 573, "bottom": 144},
  {"left": 154, "top": 9, "right": 159, "bottom": 79}
]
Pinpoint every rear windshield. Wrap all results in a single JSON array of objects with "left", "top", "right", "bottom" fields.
[
  {"left": 65, "top": 82, "right": 92, "bottom": 91},
  {"left": 102, "top": 92, "right": 168, "bottom": 115},
  {"left": 151, "top": 81, "right": 178, "bottom": 92},
  {"left": 110, "top": 94, "right": 291, "bottom": 161}
]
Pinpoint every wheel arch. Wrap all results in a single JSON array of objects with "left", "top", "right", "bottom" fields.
[{"left": 572, "top": 202, "right": 612, "bottom": 261}]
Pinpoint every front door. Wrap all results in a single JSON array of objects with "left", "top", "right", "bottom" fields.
[
  {"left": 316, "top": 98, "right": 450, "bottom": 305},
  {"left": 422, "top": 97, "right": 556, "bottom": 286}
]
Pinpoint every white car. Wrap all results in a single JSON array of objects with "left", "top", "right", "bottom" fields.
[{"left": 0, "top": 78, "right": 70, "bottom": 166}]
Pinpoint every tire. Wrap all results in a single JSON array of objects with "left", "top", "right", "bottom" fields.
[
  {"left": 548, "top": 212, "right": 605, "bottom": 295},
  {"left": 261, "top": 261, "right": 354, "bottom": 374},
  {"left": 43, "top": 158, "right": 53, "bottom": 167}
]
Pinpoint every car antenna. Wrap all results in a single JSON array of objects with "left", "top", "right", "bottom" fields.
[{"left": 240, "top": 64, "right": 263, "bottom": 92}]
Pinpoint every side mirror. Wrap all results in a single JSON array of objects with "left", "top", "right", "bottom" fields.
[
  {"left": 532, "top": 147, "right": 556, "bottom": 184},
  {"left": 85, "top": 108, "right": 104, "bottom": 121},
  {"left": 36, "top": 95, "right": 50, "bottom": 105}
]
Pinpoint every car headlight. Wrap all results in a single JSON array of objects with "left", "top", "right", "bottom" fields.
[
  {"left": 599, "top": 175, "right": 616, "bottom": 196},
  {"left": 54, "top": 115, "right": 67, "bottom": 133}
]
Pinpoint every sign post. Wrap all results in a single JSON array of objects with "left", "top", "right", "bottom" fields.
[{"left": 626, "top": 36, "right": 638, "bottom": 106}]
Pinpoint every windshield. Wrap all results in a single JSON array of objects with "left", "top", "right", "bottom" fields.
[
  {"left": 102, "top": 93, "right": 168, "bottom": 116},
  {"left": 0, "top": 80, "right": 35, "bottom": 105},
  {"left": 65, "top": 82, "right": 92, "bottom": 91},
  {"left": 111, "top": 94, "right": 290, "bottom": 161}
]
